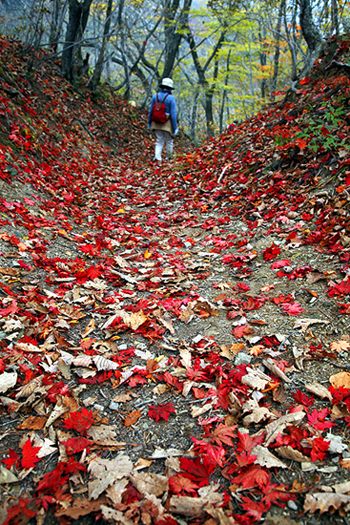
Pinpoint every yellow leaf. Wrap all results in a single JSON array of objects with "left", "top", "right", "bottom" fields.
[{"left": 144, "top": 249, "right": 152, "bottom": 259}]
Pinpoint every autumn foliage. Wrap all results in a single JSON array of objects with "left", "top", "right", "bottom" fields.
[{"left": 0, "top": 34, "right": 350, "bottom": 525}]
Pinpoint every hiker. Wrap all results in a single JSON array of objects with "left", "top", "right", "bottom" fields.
[{"left": 148, "top": 78, "right": 178, "bottom": 162}]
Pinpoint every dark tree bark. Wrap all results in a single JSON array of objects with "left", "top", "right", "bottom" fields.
[
  {"left": 331, "top": 0, "right": 339, "bottom": 36},
  {"left": 89, "top": 0, "right": 113, "bottom": 91},
  {"left": 186, "top": 22, "right": 227, "bottom": 136},
  {"left": 61, "top": 0, "right": 93, "bottom": 82},
  {"left": 299, "top": 0, "right": 325, "bottom": 74},
  {"left": 50, "top": 0, "right": 68, "bottom": 52},
  {"left": 271, "top": 0, "right": 284, "bottom": 99},
  {"left": 162, "top": 0, "right": 192, "bottom": 79}
]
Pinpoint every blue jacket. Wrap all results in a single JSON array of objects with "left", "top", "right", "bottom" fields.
[{"left": 148, "top": 89, "right": 177, "bottom": 134}]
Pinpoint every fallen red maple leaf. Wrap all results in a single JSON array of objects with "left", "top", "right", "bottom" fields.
[
  {"left": 293, "top": 389, "right": 314, "bottom": 407},
  {"left": 63, "top": 407, "right": 94, "bottom": 434},
  {"left": 281, "top": 302, "right": 305, "bottom": 316},
  {"left": 328, "top": 280, "right": 350, "bottom": 297},
  {"left": 2, "top": 498, "right": 37, "bottom": 525},
  {"left": 338, "top": 303, "right": 350, "bottom": 314},
  {"left": 168, "top": 473, "right": 198, "bottom": 495},
  {"left": 180, "top": 456, "right": 214, "bottom": 481},
  {"left": 62, "top": 437, "right": 92, "bottom": 455},
  {"left": 262, "top": 244, "right": 281, "bottom": 261},
  {"left": 310, "top": 436, "right": 330, "bottom": 461},
  {"left": 230, "top": 464, "right": 270, "bottom": 489},
  {"left": 307, "top": 408, "right": 334, "bottom": 431},
  {"left": 21, "top": 438, "right": 41, "bottom": 469},
  {"left": 2, "top": 448, "right": 20, "bottom": 469},
  {"left": 208, "top": 423, "right": 236, "bottom": 447},
  {"left": 148, "top": 402, "right": 175, "bottom": 422},
  {"left": 239, "top": 496, "right": 267, "bottom": 521}
]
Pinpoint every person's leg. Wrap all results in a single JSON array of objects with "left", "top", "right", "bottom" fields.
[
  {"left": 164, "top": 131, "right": 174, "bottom": 160},
  {"left": 154, "top": 130, "right": 165, "bottom": 161}
]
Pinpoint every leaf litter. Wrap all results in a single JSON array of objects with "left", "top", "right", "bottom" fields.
[{"left": 0, "top": 35, "right": 350, "bottom": 525}]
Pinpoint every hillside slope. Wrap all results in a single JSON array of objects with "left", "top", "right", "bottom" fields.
[{"left": 0, "top": 34, "right": 350, "bottom": 525}]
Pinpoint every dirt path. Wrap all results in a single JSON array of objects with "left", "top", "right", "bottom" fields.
[{"left": 0, "top": 151, "right": 350, "bottom": 525}]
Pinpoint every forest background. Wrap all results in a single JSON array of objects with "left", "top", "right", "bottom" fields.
[{"left": 0, "top": 0, "right": 350, "bottom": 141}]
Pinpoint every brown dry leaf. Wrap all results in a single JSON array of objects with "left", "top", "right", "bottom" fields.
[
  {"left": 45, "top": 397, "right": 70, "bottom": 427},
  {"left": 0, "top": 464, "right": 18, "bottom": 484},
  {"left": 306, "top": 271, "right": 327, "bottom": 284},
  {"left": 179, "top": 305, "right": 195, "bottom": 324},
  {"left": 204, "top": 507, "right": 238, "bottom": 524},
  {"left": 242, "top": 399, "right": 276, "bottom": 426},
  {"left": 182, "top": 380, "right": 194, "bottom": 397},
  {"left": 329, "top": 371, "right": 350, "bottom": 389},
  {"left": 119, "top": 309, "right": 148, "bottom": 330},
  {"left": 0, "top": 371, "right": 17, "bottom": 394},
  {"left": 88, "top": 453, "right": 134, "bottom": 499},
  {"left": 275, "top": 446, "right": 309, "bottom": 463},
  {"left": 32, "top": 436, "right": 57, "bottom": 458},
  {"left": 191, "top": 399, "right": 216, "bottom": 418},
  {"left": 332, "top": 481, "right": 350, "bottom": 494},
  {"left": 93, "top": 355, "right": 119, "bottom": 371},
  {"left": 179, "top": 348, "right": 192, "bottom": 370},
  {"left": 169, "top": 491, "right": 223, "bottom": 518},
  {"left": 124, "top": 410, "right": 142, "bottom": 427},
  {"left": 304, "top": 492, "right": 350, "bottom": 514},
  {"left": 262, "top": 358, "right": 291, "bottom": 383},
  {"left": 72, "top": 355, "right": 93, "bottom": 367},
  {"left": 264, "top": 411, "right": 305, "bottom": 446},
  {"left": 305, "top": 382, "right": 332, "bottom": 401},
  {"left": 241, "top": 368, "right": 271, "bottom": 391},
  {"left": 112, "top": 392, "right": 136, "bottom": 403},
  {"left": 15, "top": 342, "right": 43, "bottom": 353},
  {"left": 83, "top": 318, "right": 95, "bottom": 336},
  {"left": 340, "top": 458, "right": 350, "bottom": 470},
  {"left": 105, "top": 478, "right": 129, "bottom": 505},
  {"left": 293, "top": 318, "right": 329, "bottom": 333},
  {"left": 130, "top": 472, "right": 168, "bottom": 497},
  {"left": 153, "top": 310, "right": 175, "bottom": 334},
  {"left": 249, "top": 344, "right": 266, "bottom": 356},
  {"left": 87, "top": 425, "right": 126, "bottom": 447},
  {"left": 220, "top": 343, "right": 245, "bottom": 360},
  {"left": 101, "top": 505, "right": 134, "bottom": 525},
  {"left": 17, "top": 415, "right": 47, "bottom": 430},
  {"left": 152, "top": 384, "right": 169, "bottom": 396},
  {"left": 331, "top": 404, "right": 349, "bottom": 421},
  {"left": 330, "top": 340, "right": 350, "bottom": 353},
  {"left": 192, "top": 298, "right": 219, "bottom": 317},
  {"left": 252, "top": 445, "right": 288, "bottom": 469},
  {"left": 134, "top": 458, "right": 153, "bottom": 471},
  {"left": 0, "top": 267, "right": 19, "bottom": 276},
  {"left": 56, "top": 358, "right": 71, "bottom": 380},
  {"left": 62, "top": 395, "right": 80, "bottom": 412},
  {"left": 55, "top": 497, "right": 108, "bottom": 519}
]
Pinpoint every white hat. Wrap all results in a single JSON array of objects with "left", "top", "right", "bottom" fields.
[{"left": 161, "top": 78, "right": 174, "bottom": 89}]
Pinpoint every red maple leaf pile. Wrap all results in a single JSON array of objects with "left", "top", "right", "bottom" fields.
[{"left": 1, "top": 34, "right": 350, "bottom": 525}]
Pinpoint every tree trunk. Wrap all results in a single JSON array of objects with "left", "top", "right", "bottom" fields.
[
  {"left": 271, "top": 0, "right": 284, "bottom": 100},
  {"left": 50, "top": 0, "right": 68, "bottom": 52},
  {"left": 331, "top": 0, "right": 339, "bottom": 36},
  {"left": 61, "top": 0, "right": 93, "bottom": 82},
  {"left": 162, "top": 0, "right": 192, "bottom": 78},
  {"left": 89, "top": 0, "right": 113, "bottom": 91},
  {"left": 259, "top": 24, "right": 267, "bottom": 98},
  {"left": 299, "top": 0, "right": 325, "bottom": 74}
]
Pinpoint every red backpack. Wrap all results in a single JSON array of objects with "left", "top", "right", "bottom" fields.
[{"left": 151, "top": 93, "right": 169, "bottom": 123}]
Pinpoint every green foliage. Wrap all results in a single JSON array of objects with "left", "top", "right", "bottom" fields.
[{"left": 294, "top": 102, "right": 350, "bottom": 153}]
